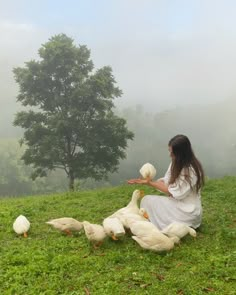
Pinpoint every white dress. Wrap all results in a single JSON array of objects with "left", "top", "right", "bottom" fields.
[{"left": 140, "top": 164, "right": 202, "bottom": 230}]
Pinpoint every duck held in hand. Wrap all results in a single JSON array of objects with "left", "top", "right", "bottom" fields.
[{"left": 139, "top": 163, "right": 157, "bottom": 181}]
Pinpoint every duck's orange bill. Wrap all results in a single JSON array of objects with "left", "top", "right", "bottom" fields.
[
  {"left": 140, "top": 190, "right": 145, "bottom": 197},
  {"left": 111, "top": 234, "right": 119, "bottom": 241},
  {"left": 143, "top": 212, "right": 149, "bottom": 219}
]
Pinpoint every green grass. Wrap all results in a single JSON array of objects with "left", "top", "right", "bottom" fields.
[{"left": 0, "top": 177, "right": 235, "bottom": 295}]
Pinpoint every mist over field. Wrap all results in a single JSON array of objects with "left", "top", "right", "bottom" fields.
[{"left": 0, "top": 1, "right": 235, "bottom": 195}]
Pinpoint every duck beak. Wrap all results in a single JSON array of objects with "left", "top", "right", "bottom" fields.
[
  {"left": 111, "top": 234, "right": 119, "bottom": 241},
  {"left": 143, "top": 212, "right": 149, "bottom": 219},
  {"left": 140, "top": 190, "right": 145, "bottom": 198}
]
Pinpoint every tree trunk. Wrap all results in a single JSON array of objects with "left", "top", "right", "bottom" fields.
[{"left": 68, "top": 172, "right": 75, "bottom": 191}]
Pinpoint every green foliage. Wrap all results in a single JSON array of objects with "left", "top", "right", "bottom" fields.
[
  {"left": 0, "top": 139, "right": 68, "bottom": 196},
  {"left": 0, "top": 178, "right": 235, "bottom": 294},
  {"left": 13, "top": 34, "right": 134, "bottom": 189},
  {"left": 0, "top": 139, "right": 32, "bottom": 195},
  {"left": 110, "top": 102, "right": 236, "bottom": 185}
]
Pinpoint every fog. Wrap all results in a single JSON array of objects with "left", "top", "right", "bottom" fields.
[{"left": 0, "top": 1, "right": 235, "bottom": 180}]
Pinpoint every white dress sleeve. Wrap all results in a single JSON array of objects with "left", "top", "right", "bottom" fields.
[{"left": 168, "top": 167, "right": 197, "bottom": 200}]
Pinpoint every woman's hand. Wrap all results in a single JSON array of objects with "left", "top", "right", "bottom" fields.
[
  {"left": 127, "top": 178, "right": 170, "bottom": 195},
  {"left": 127, "top": 178, "right": 149, "bottom": 185},
  {"left": 157, "top": 178, "right": 164, "bottom": 183}
]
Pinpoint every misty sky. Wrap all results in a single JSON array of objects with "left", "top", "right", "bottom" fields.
[{"left": 1, "top": 0, "right": 236, "bottom": 121}]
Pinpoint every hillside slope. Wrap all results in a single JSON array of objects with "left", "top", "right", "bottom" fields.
[{"left": 0, "top": 177, "right": 235, "bottom": 294}]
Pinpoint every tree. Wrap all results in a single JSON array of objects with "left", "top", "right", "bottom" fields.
[{"left": 13, "top": 34, "right": 134, "bottom": 190}]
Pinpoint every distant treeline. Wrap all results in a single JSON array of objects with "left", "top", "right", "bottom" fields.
[
  {"left": 114, "top": 98, "right": 236, "bottom": 182},
  {"left": 0, "top": 99, "right": 235, "bottom": 197}
]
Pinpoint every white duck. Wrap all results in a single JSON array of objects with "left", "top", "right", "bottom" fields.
[
  {"left": 82, "top": 221, "right": 107, "bottom": 248},
  {"left": 161, "top": 222, "right": 197, "bottom": 239},
  {"left": 138, "top": 208, "right": 149, "bottom": 220},
  {"left": 139, "top": 163, "right": 157, "bottom": 181},
  {"left": 132, "top": 234, "right": 175, "bottom": 252},
  {"left": 122, "top": 208, "right": 150, "bottom": 229},
  {"left": 46, "top": 217, "right": 83, "bottom": 235},
  {"left": 13, "top": 215, "right": 30, "bottom": 238},
  {"left": 102, "top": 217, "right": 126, "bottom": 240},
  {"left": 111, "top": 189, "right": 144, "bottom": 219},
  {"left": 128, "top": 219, "right": 159, "bottom": 235},
  {"left": 129, "top": 220, "right": 175, "bottom": 252}
]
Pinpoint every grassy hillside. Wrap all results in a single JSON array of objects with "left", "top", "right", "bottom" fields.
[{"left": 0, "top": 177, "right": 235, "bottom": 295}]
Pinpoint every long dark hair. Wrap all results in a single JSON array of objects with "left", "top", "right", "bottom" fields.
[{"left": 168, "top": 135, "right": 204, "bottom": 192}]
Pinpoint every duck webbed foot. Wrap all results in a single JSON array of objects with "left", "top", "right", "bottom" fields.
[{"left": 63, "top": 229, "right": 72, "bottom": 236}]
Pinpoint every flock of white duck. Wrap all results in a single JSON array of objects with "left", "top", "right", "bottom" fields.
[{"left": 12, "top": 163, "right": 197, "bottom": 252}]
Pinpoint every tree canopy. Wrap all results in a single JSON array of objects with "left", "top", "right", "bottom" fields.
[{"left": 13, "top": 34, "right": 134, "bottom": 190}]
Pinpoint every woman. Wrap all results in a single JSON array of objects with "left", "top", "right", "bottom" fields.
[{"left": 127, "top": 134, "right": 204, "bottom": 230}]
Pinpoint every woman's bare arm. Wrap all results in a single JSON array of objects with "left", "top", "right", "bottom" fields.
[{"left": 127, "top": 178, "right": 170, "bottom": 195}]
